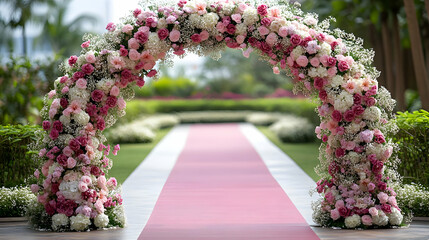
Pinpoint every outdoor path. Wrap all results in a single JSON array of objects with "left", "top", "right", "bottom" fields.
[{"left": 0, "top": 123, "right": 428, "bottom": 240}]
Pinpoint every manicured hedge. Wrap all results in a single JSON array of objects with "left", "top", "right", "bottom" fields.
[
  {"left": 390, "top": 110, "right": 429, "bottom": 187},
  {"left": 0, "top": 125, "right": 41, "bottom": 187},
  {"left": 121, "top": 98, "right": 319, "bottom": 124}
]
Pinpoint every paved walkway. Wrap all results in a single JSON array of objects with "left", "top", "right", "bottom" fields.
[{"left": 0, "top": 123, "right": 428, "bottom": 240}]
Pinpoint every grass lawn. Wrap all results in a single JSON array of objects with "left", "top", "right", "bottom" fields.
[
  {"left": 257, "top": 126, "right": 321, "bottom": 181},
  {"left": 107, "top": 128, "right": 172, "bottom": 183}
]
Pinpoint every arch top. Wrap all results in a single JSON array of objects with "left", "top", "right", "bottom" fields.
[{"left": 32, "top": 0, "right": 400, "bottom": 232}]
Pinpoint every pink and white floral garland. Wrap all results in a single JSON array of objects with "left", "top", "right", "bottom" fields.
[{"left": 32, "top": 0, "right": 402, "bottom": 231}]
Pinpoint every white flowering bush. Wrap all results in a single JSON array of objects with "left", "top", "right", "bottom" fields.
[
  {"left": 245, "top": 112, "right": 283, "bottom": 126},
  {"left": 107, "top": 124, "right": 156, "bottom": 144},
  {"left": 269, "top": 115, "right": 315, "bottom": 142},
  {"left": 0, "top": 186, "right": 36, "bottom": 217},
  {"left": 394, "top": 183, "right": 429, "bottom": 218},
  {"left": 32, "top": 0, "right": 403, "bottom": 230}
]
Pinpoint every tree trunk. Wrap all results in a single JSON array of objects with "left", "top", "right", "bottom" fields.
[
  {"left": 392, "top": 14, "right": 406, "bottom": 110},
  {"left": 22, "top": 24, "right": 27, "bottom": 56},
  {"left": 403, "top": 0, "right": 429, "bottom": 110},
  {"left": 370, "top": 24, "right": 386, "bottom": 88},
  {"left": 380, "top": 13, "right": 395, "bottom": 96},
  {"left": 425, "top": 0, "right": 429, "bottom": 23}
]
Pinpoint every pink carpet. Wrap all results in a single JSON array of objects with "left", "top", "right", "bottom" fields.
[{"left": 138, "top": 124, "right": 320, "bottom": 240}]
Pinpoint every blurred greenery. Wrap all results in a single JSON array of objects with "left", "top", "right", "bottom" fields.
[
  {"left": 0, "top": 125, "right": 42, "bottom": 187},
  {"left": 119, "top": 98, "right": 319, "bottom": 125},
  {"left": 389, "top": 110, "right": 429, "bottom": 187},
  {"left": 0, "top": 55, "right": 61, "bottom": 124}
]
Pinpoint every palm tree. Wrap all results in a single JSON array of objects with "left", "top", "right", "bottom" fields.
[
  {"left": 34, "top": 0, "right": 98, "bottom": 57},
  {"left": 0, "top": 0, "right": 56, "bottom": 55}
]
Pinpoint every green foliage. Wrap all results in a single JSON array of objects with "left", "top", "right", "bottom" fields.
[
  {"left": 122, "top": 98, "right": 319, "bottom": 125},
  {"left": 390, "top": 110, "right": 429, "bottom": 187},
  {"left": 0, "top": 186, "right": 36, "bottom": 217},
  {"left": 135, "top": 76, "right": 197, "bottom": 98},
  {"left": 0, "top": 56, "right": 60, "bottom": 125},
  {"left": 0, "top": 125, "right": 42, "bottom": 187}
]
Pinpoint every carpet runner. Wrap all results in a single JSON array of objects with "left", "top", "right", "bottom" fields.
[{"left": 138, "top": 124, "right": 319, "bottom": 240}]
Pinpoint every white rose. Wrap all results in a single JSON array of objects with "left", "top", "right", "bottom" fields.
[
  {"left": 243, "top": 8, "right": 258, "bottom": 25},
  {"left": 388, "top": 207, "right": 403, "bottom": 225},
  {"left": 330, "top": 75, "right": 344, "bottom": 87},
  {"left": 363, "top": 106, "right": 381, "bottom": 122},
  {"left": 345, "top": 214, "right": 361, "bottom": 228},
  {"left": 70, "top": 213, "right": 91, "bottom": 231},
  {"left": 334, "top": 91, "right": 354, "bottom": 113},
  {"left": 201, "top": 12, "right": 219, "bottom": 30},
  {"left": 94, "top": 213, "right": 109, "bottom": 228},
  {"left": 372, "top": 210, "right": 389, "bottom": 226},
  {"left": 73, "top": 111, "right": 90, "bottom": 126},
  {"left": 52, "top": 213, "right": 69, "bottom": 231}
]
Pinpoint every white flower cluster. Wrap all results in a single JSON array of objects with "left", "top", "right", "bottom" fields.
[{"left": 70, "top": 213, "right": 91, "bottom": 231}]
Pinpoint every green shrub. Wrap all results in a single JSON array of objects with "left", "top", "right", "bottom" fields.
[
  {"left": 269, "top": 116, "right": 316, "bottom": 143},
  {"left": 177, "top": 111, "right": 251, "bottom": 123},
  {"left": 0, "top": 125, "right": 41, "bottom": 187},
  {"left": 123, "top": 98, "right": 319, "bottom": 124},
  {"left": 0, "top": 186, "right": 37, "bottom": 217},
  {"left": 390, "top": 110, "right": 429, "bottom": 187}
]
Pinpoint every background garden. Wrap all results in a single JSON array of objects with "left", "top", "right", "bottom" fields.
[{"left": 0, "top": 0, "right": 428, "bottom": 222}]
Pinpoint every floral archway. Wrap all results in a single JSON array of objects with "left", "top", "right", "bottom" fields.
[{"left": 30, "top": 0, "right": 402, "bottom": 231}]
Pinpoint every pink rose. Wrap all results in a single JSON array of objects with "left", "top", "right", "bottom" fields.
[
  {"left": 200, "top": 30, "right": 209, "bottom": 41},
  {"left": 49, "top": 129, "right": 59, "bottom": 140},
  {"left": 113, "top": 144, "right": 120, "bottom": 155},
  {"left": 128, "top": 38, "right": 140, "bottom": 49},
  {"left": 330, "top": 208, "right": 340, "bottom": 220},
  {"left": 67, "top": 157, "right": 76, "bottom": 168},
  {"left": 169, "top": 29, "right": 181, "bottom": 42},
  {"left": 128, "top": 49, "right": 141, "bottom": 61},
  {"left": 61, "top": 86, "right": 69, "bottom": 94},
  {"left": 76, "top": 78, "right": 87, "bottom": 89},
  {"left": 30, "top": 184, "right": 39, "bottom": 193},
  {"left": 332, "top": 110, "right": 342, "bottom": 122},
  {"left": 78, "top": 182, "right": 88, "bottom": 192},
  {"left": 81, "top": 175, "right": 92, "bottom": 185},
  {"left": 157, "top": 28, "right": 169, "bottom": 40},
  {"left": 117, "top": 97, "right": 126, "bottom": 110},
  {"left": 258, "top": 26, "right": 270, "bottom": 36},
  {"left": 261, "top": 17, "right": 271, "bottom": 27},
  {"left": 360, "top": 129, "right": 373, "bottom": 143},
  {"left": 95, "top": 199, "right": 104, "bottom": 213},
  {"left": 106, "top": 22, "right": 116, "bottom": 31},
  {"left": 335, "top": 148, "right": 345, "bottom": 158},
  {"left": 335, "top": 200, "right": 345, "bottom": 209},
  {"left": 81, "top": 40, "right": 90, "bottom": 48},
  {"left": 278, "top": 26, "right": 288, "bottom": 38},
  {"left": 82, "top": 63, "right": 94, "bottom": 75},
  {"left": 63, "top": 146, "right": 73, "bottom": 157},
  {"left": 377, "top": 192, "right": 389, "bottom": 204},
  {"left": 48, "top": 90, "right": 56, "bottom": 99},
  {"left": 68, "top": 55, "right": 78, "bottom": 66},
  {"left": 310, "top": 57, "right": 320, "bottom": 67},
  {"left": 257, "top": 4, "right": 268, "bottom": 16},
  {"left": 266, "top": 32, "right": 278, "bottom": 47},
  {"left": 290, "top": 34, "right": 302, "bottom": 45},
  {"left": 236, "top": 35, "right": 245, "bottom": 44},
  {"left": 296, "top": 55, "right": 308, "bottom": 67},
  {"left": 98, "top": 175, "right": 107, "bottom": 190},
  {"left": 134, "top": 31, "right": 149, "bottom": 44},
  {"left": 147, "top": 69, "right": 157, "bottom": 78},
  {"left": 338, "top": 60, "right": 350, "bottom": 72},
  {"left": 231, "top": 14, "right": 242, "bottom": 23},
  {"left": 272, "top": 67, "right": 280, "bottom": 74},
  {"left": 34, "top": 169, "right": 40, "bottom": 178},
  {"left": 91, "top": 90, "right": 104, "bottom": 102},
  {"left": 42, "top": 121, "right": 51, "bottom": 131},
  {"left": 85, "top": 53, "right": 96, "bottom": 63},
  {"left": 343, "top": 110, "right": 355, "bottom": 122},
  {"left": 191, "top": 33, "right": 202, "bottom": 43},
  {"left": 110, "top": 86, "right": 120, "bottom": 97},
  {"left": 122, "top": 24, "right": 133, "bottom": 34},
  {"left": 362, "top": 215, "right": 373, "bottom": 226},
  {"left": 107, "top": 177, "right": 118, "bottom": 188}
]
